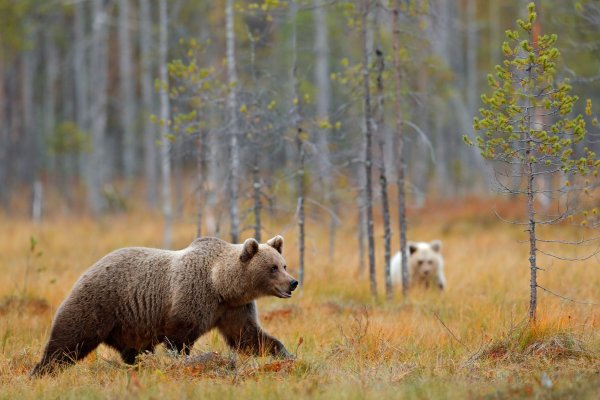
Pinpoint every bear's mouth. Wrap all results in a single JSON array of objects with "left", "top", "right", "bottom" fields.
[{"left": 275, "top": 289, "right": 292, "bottom": 299}]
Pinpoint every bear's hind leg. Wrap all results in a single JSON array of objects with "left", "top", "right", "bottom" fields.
[
  {"left": 164, "top": 338, "right": 193, "bottom": 356},
  {"left": 31, "top": 334, "right": 102, "bottom": 376},
  {"left": 120, "top": 348, "right": 139, "bottom": 365}
]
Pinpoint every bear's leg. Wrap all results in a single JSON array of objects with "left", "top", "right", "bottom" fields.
[
  {"left": 104, "top": 335, "right": 156, "bottom": 365},
  {"left": 164, "top": 338, "right": 193, "bottom": 356},
  {"left": 436, "top": 263, "right": 447, "bottom": 290},
  {"left": 163, "top": 320, "right": 198, "bottom": 356},
  {"left": 120, "top": 348, "right": 139, "bottom": 365},
  {"left": 217, "top": 302, "right": 291, "bottom": 358},
  {"left": 31, "top": 323, "right": 102, "bottom": 376}
]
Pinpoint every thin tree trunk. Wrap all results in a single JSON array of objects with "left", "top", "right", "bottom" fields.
[
  {"left": 159, "top": 0, "right": 172, "bottom": 248},
  {"left": 357, "top": 123, "right": 367, "bottom": 278},
  {"left": 74, "top": 0, "right": 89, "bottom": 193},
  {"left": 88, "top": 0, "right": 109, "bottom": 214},
  {"left": 374, "top": 47, "right": 392, "bottom": 300},
  {"left": 173, "top": 137, "right": 183, "bottom": 218},
  {"left": 290, "top": 0, "right": 305, "bottom": 286},
  {"left": 313, "top": 0, "right": 337, "bottom": 261},
  {"left": 527, "top": 149, "right": 537, "bottom": 322},
  {"left": 466, "top": 0, "right": 477, "bottom": 114},
  {"left": 118, "top": 0, "right": 136, "bottom": 183},
  {"left": 139, "top": 0, "right": 158, "bottom": 208},
  {"left": 0, "top": 54, "right": 8, "bottom": 210},
  {"left": 361, "top": 0, "right": 376, "bottom": 298},
  {"left": 44, "top": 27, "right": 58, "bottom": 178},
  {"left": 253, "top": 153, "right": 262, "bottom": 242},
  {"left": 225, "top": 0, "right": 240, "bottom": 243},
  {"left": 0, "top": 52, "right": 10, "bottom": 213},
  {"left": 392, "top": 0, "right": 409, "bottom": 296},
  {"left": 22, "top": 46, "right": 36, "bottom": 218},
  {"left": 357, "top": 195, "right": 366, "bottom": 277},
  {"left": 527, "top": 0, "right": 542, "bottom": 323},
  {"left": 196, "top": 129, "right": 206, "bottom": 238}
]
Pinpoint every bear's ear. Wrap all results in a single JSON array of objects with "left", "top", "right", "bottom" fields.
[
  {"left": 408, "top": 241, "right": 418, "bottom": 255},
  {"left": 430, "top": 240, "right": 442, "bottom": 253},
  {"left": 240, "top": 238, "right": 259, "bottom": 262},
  {"left": 266, "top": 235, "right": 284, "bottom": 254}
]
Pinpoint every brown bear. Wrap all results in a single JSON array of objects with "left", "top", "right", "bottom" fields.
[{"left": 31, "top": 235, "right": 297, "bottom": 376}]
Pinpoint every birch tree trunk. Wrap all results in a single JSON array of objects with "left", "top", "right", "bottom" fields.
[
  {"left": 290, "top": 0, "right": 305, "bottom": 286},
  {"left": 225, "top": 0, "right": 240, "bottom": 243},
  {"left": 43, "top": 27, "right": 58, "bottom": 176},
  {"left": 392, "top": 0, "right": 409, "bottom": 296},
  {"left": 252, "top": 153, "right": 262, "bottom": 242},
  {"left": 22, "top": 45, "right": 37, "bottom": 219},
  {"left": 313, "top": 0, "right": 337, "bottom": 261},
  {"left": 466, "top": 0, "right": 477, "bottom": 115},
  {"left": 118, "top": 0, "right": 136, "bottom": 182},
  {"left": 159, "top": 0, "right": 172, "bottom": 248},
  {"left": 0, "top": 54, "right": 7, "bottom": 210},
  {"left": 88, "top": 0, "right": 109, "bottom": 214},
  {"left": 361, "top": 0, "right": 376, "bottom": 298},
  {"left": 139, "top": 0, "right": 158, "bottom": 208},
  {"left": 196, "top": 128, "right": 207, "bottom": 238},
  {"left": 74, "top": 0, "right": 89, "bottom": 188}
]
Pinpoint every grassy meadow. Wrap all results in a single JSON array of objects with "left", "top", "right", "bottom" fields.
[{"left": 0, "top": 196, "right": 599, "bottom": 399}]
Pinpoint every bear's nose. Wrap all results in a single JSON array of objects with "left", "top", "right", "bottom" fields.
[{"left": 290, "top": 280, "right": 299, "bottom": 291}]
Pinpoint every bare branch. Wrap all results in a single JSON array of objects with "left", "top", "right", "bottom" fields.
[{"left": 538, "top": 285, "right": 599, "bottom": 306}]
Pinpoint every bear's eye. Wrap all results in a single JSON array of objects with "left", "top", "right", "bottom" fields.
[
  {"left": 417, "top": 260, "right": 424, "bottom": 266},
  {"left": 283, "top": 265, "right": 287, "bottom": 270},
  {"left": 428, "top": 260, "right": 433, "bottom": 265},
  {"left": 270, "top": 265, "right": 278, "bottom": 273}
]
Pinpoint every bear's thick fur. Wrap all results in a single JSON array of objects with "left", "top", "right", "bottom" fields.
[
  {"left": 31, "top": 235, "right": 297, "bottom": 376},
  {"left": 390, "top": 240, "right": 446, "bottom": 290}
]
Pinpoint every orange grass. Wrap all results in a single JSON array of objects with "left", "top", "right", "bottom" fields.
[{"left": 0, "top": 196, "right": 598, "bottom": 399}]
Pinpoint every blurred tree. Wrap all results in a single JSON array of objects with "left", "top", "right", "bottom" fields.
[
  {"left": 226, "top": 0, "right": 241, "bottom": 243},
  {"left": 391, "top": 0, "right": 409, "bottom": 297},
  {"left": 139, "top": 0, "right": 158, "bottom": 208},
  {"left": 361, "top": 0, "right": 377, "bottom": 298},
  {"left": 290, "top": 0, "right": 306, "bottom": 286},
  {"left": 88, "top": 0, "right": 109, "bottom": 214},
  {"left": 312, "top": 0, "right": 338, "bottom": 261},
  {"left": 159, "top": 0, "right": 172, "bottom": 248},
  {"left": 118, "top": 0, "right": 136, "bottom": 184}
]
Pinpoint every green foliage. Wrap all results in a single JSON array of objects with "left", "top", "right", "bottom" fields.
[
  {"left": 0, "top": 0, "right": 33, "bottom": 53},
  {"left": 467, "top": 2, "right": 599, "bottom": 180},
  {"left": 47, "top": 121, "right": 90, "bottom": 156},
  {"left": 165, "top": 38, "right": 223, "bottom": 139}
]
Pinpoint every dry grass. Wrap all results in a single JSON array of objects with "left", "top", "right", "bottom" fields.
[{"left": 0, "top": 196, "right": 599, "bottom": 399}]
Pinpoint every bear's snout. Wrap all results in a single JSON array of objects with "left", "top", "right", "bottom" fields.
[{"left": 290, "top": 280, "right": 299, "bottom": 291}]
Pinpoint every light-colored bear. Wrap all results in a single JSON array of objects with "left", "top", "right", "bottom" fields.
[
  {"left": 390, "top": 240, "right": 446, "bottom": 290},
  {"left": 31, "top": 235, "right": 297, "bottom": 376}
]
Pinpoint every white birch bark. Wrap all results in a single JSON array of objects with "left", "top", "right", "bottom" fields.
[
  {"left": 159, "top": 0, "right": 172, "bottom": 248},
  {"left": 118, "top": 0, "right": 136, "bottom": 181},
  {"left": 88, "top": 0, "right": 109, "bottom": 214},
  {"left": 312, "top": 0, "right": 337, "bottom": 260},
  {"left": 225, "top": 0, "right": 240, "bottom": 243},
  {"left": 139, "top": 0, "right": 158, "bottom": 207}
]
